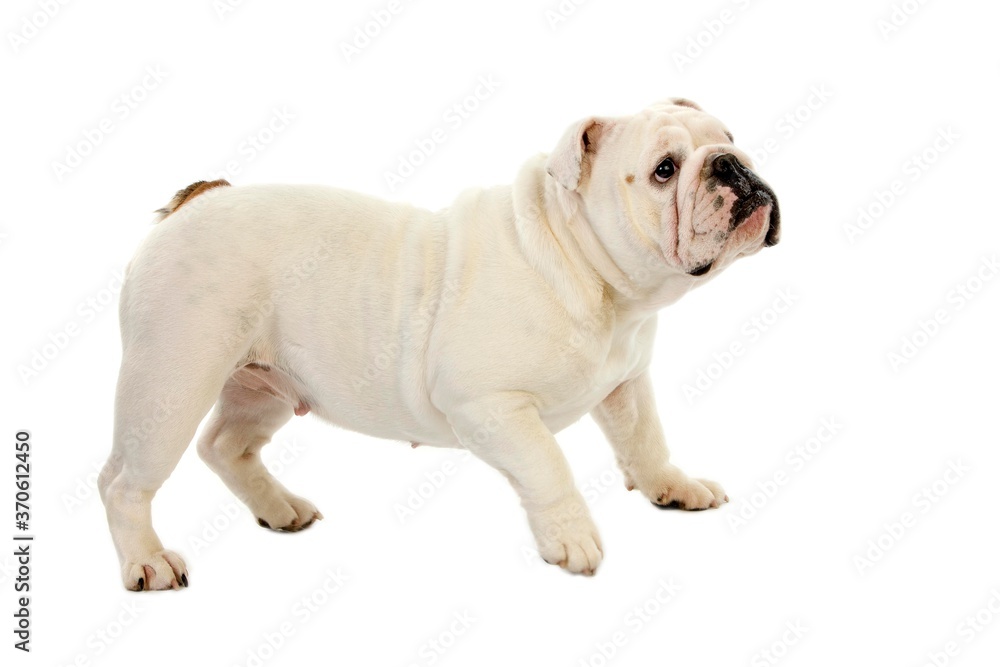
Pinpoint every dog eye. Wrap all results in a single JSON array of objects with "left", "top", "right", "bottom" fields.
[{"left": 653, "top": 158, "right": 676, "bottom": 183}]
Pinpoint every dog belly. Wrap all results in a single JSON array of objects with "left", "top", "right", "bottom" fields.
[{"left": 242, "top": 192, "right": 454, "bottom": 445}]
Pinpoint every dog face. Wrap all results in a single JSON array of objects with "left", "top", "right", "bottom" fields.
[{"left": 545, "top": 98, "right": 780, "bottom": 286}]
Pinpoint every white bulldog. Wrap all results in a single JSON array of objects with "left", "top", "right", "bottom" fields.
[{"left": 99, "top": 98, "right": 779, "bottom": 589}]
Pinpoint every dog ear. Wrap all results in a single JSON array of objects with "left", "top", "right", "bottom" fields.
[
  {"left": 667, "top": 97, "right": 702, "bottom": 110},
  {"left": 546, "top": 117, "right": 611, "bottom": 191}
]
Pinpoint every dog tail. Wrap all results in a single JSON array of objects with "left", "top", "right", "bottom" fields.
[{"left": 153, "top": 179, "right": 231, "bottom": 222}]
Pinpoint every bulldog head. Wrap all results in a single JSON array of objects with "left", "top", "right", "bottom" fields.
[{"left": 545, "top": 98, "right": 779, "bottom": 292}]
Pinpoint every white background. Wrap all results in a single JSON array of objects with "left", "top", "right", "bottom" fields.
[{"left": 2, "top": 0, "right": 999, "bottom": 665}]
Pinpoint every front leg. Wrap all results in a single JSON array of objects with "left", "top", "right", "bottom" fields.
[
  {"left": 448, "top": 394, "right": 603, "bottom": 575},
  {"left": 591, "top": 372, "right": 727, "bottom": 510}
]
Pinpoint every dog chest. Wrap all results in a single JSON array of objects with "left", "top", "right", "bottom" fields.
[{"left": 538, "top": 313, "right": 658, "bottom": 432}]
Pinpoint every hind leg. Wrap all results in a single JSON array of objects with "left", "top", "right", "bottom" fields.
[
  {"left": 197, "top": 377, "right": 322, "bottom": 532},
  {"left": 99, "top": 355, "right": 229, "bottom": 591}
]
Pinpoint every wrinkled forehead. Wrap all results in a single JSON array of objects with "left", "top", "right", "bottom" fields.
[{"left": 634, "top": 102, "right": 731, "bottom": 148}]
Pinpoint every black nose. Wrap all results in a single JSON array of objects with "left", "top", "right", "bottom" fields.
[{"left": 711, "top": 153, "right": 741, "bottom": 177}]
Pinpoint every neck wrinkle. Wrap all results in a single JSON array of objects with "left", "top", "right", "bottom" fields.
[
  {"left": 548, "top": 180, "right": 700, "bottom": 319},
  {"left": 512, "top": 158, "right": 694, "bottom": 322},
  {"left": 511, "top": 161, "right": 606, "bottom": 319},
  {"left": 547, "top": 182, "right": 642, "bottom": 304}
]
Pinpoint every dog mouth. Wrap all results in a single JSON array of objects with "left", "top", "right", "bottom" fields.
[
  {"left": 686, "top": 188, "right": 780, "bottom": 277},
  {"left": 765, "top": 200, "right": 780, "bottom": 246},
  {"left": 688, "top": 261, "right": 713, "bottom": 276},
  {"left": 684, "top": 154, "right": 781, "bottom": 277},
  {"left": 713, "top": 153, "right": 781, "bottom": 247},
  {"left": 730, "top": 189, "right": 780, "bottom": 246},
  {"left": 759, "top": 190, "right": 781, "bottom": 247}
]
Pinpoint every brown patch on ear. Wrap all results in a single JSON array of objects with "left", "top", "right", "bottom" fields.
[
  {"left": 625, "top": 174, "right": 635, "bottom": 183},
  {"left": 670, "top": 97, "right": 703, "bottom": 111},
  {"left": 155, "top": 179, "right": 231, "bottom": 220},
  {"left": 546, "top": 117, "right": 612, "bottom": 191}
]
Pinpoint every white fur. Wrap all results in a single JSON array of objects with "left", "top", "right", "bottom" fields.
[{"left": 100, "top": 99, "right": 777, "bottom": 588}]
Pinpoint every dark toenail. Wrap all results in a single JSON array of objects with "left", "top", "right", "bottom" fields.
[
  {"left": 137, "top": 577, "right": 144, "bottom": 591},
  {"left": 181, "top": 574, "right": 188, "bottom": 587},
  {"left": 257, "top": 518, "right": 271, "bottom": 529}
]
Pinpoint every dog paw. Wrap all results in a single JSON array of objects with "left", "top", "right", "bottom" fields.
[
  {"left": 639, "top": 467, "right": 728, "bottom": 510},
  {"left": 528, "top": 497, "right": 603, "bottom": 575},
  {"left": 255, "top": 492, "right": 323, "bottom": 532},
  {"left": 122, "top": 549, "right": 188, "bottom": 591}
]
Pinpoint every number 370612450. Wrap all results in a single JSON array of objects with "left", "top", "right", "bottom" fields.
[{"left": 15, "top": 431, "right": 30, "bottom": 527}]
